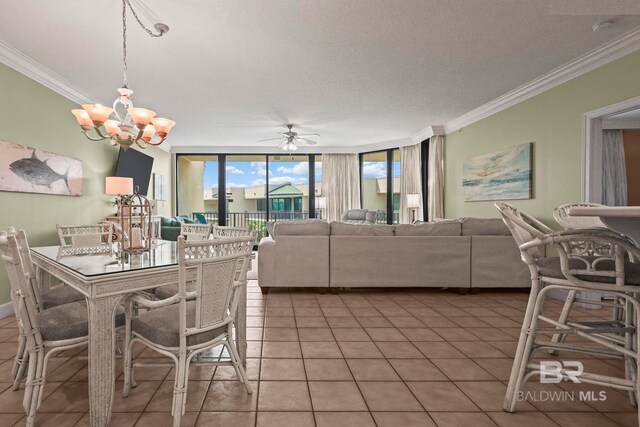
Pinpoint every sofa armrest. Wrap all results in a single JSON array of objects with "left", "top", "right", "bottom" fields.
[{"left": 258, "top": 237, "right": 276, "bottom": 288}]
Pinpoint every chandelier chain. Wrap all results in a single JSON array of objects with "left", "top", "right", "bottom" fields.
[{"left": 121, "top": 0, "right": 166, "bottom": 87}]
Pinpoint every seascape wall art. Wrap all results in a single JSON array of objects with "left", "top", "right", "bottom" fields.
[
  {"left": 463, "top": 143, "right": 532, "bottom": 202},
  {"left": 0, "top": 139, "right": 83, "bottom": 196}
]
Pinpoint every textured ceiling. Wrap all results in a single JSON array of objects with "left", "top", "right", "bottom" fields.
[{"left": 1, "top": 0, "right": 639, "bottom": 150}]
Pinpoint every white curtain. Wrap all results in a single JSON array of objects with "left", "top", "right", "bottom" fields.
[
  {"left": 399, "top": 143, "right": 424, "bottom": 223},
  {"left": 321, "top": 154, "right": 360, "bottom": 221},
  {"left": 602, "top": 129, "right": 627, "bottom": 206},
  {"left": 428, "top": 135, "right": 445, "bottom": 220}
]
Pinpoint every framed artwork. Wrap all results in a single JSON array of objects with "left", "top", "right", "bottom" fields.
[
  {"left": 463, "top": 142, "right": 532, "bottom": 202},
  {"left": 153, "top": 173, "right": 167, "bottom": 201},
  {"left": 0, "top": 139, "right": 83, "bottom": 196}
]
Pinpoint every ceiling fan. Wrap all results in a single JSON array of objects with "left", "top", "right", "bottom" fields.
[{"left": 257, "top": 124, "right": 320, "bottom": 152}]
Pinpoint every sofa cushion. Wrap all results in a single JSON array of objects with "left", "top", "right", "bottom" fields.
[
  {"left": 394, "top": 222, "right": 461, "bottom": 236},
  {"left": 330, "top": 221, "right": 394, "bottom": 236},
  {"left": 194, "top": 213, "right": 208, "bottom": 224},
  {"left": 160, "top": 216, "right": 173, "bottom": 226},
  {"left": 461, "top": 218, "right": 511, "bottom": 236},
  {"left": 272, "top": 219, "right": 329, "bottom": 238}
]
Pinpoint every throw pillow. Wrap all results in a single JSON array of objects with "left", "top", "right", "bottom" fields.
[{"left": 194, "top": 213, "right": 208, "bottom": 224}]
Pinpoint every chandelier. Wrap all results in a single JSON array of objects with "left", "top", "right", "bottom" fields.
[{"left": 71, "top": 0, "right": 175, "bottom": 150}]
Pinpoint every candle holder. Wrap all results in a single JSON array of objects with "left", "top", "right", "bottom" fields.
[{"left": 117, "top": 186, "right": 152, "bottom": 254}]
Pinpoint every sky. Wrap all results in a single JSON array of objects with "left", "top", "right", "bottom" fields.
[{"left": 203, "top": 158, "right": 400, "bottom": 189}]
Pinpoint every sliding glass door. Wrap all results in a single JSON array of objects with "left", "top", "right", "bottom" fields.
[
  {"left": 176, "top": 154, "right": 323, "bottom": 241},
  {"left": 360, "top": 149, "right": 400, "bottom": 224}
]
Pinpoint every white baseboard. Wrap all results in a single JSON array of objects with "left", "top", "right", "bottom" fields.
[{"left": 0, "top": 301, "right": 14, "bottom": 319}]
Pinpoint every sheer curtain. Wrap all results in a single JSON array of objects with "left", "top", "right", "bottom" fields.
[
  {"left": 428, "top": 135, "right": 444, "bottom": 220},
  {"left": 399, "top": 143, "right": 424, "bottom": 223},
  {"left": 321, "top": 154, "right": 360, "bottom": 221},
  {"left": 602, "top": 129, "right": 627, "bottom": 206}
]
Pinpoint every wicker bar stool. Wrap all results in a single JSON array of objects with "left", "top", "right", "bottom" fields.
[{"left": 495, "top": 204, "right": 640, "bottom": 422}]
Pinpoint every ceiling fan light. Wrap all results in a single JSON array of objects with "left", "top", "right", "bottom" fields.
[{"left": 283, "top": 142, "right": 298, "bottom": 152}]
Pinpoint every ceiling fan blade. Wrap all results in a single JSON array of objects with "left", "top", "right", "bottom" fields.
[
  {"left": 297, "top": 134, "right": 320, "bottom": 138},
  {"left": 257, "top": 137, "right": 284, "bottom": 142},
  {"left": 278, "top": 140, "right": 288, "bottom": 148},
  {"left": 298, "top": 138, "right": 318, "bottom": 145}
]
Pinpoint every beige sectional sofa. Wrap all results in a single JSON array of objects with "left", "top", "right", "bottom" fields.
[{"left": 257, "top": 218, "right": 530, "bottom": 293}]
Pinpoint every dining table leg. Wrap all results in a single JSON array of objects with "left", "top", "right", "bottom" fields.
[{"left": 86, "top": 294, "right": 121, "bottom": 426}]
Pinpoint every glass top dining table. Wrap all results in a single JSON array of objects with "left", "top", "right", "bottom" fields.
[
  {"left": 31, "top": 240, "right": 179, "bottom": 277},
  {"left": 29, "top": 240, "right": 248, "bottom": 426}
]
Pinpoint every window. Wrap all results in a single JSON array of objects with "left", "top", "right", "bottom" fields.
[
  {"left": 268, "top": 154, "right": 309, "bottom": 221},
  {"left": 176, "top": 155, "right": 218, "bottom": 224},
  {"left": 361, "top": 151, "right": 388, "bottom": 224},
  {"left": 392, "top": 149, "right": 400, "bottom": 224}
]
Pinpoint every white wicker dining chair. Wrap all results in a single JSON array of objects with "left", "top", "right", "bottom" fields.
[
  {"left": 56, "top": 223, "right": 114, "bottom": 255},
  {"left": 154, "top": 229, "right": 255, "bottom": 300},
  {"left": 0, "top": 234, "right": 92, "bottom": 427},
  {"left": 180, "top": 223, "right": 211, "bottom": 241},
  {"left": 4, "top": 228, "right": 86, "bottom": 390},
  {"left": 122, "top": 236, "right": 254, "bottom": 427},
  {"left": 500, "top": 227, "right": 640, "bottom": 423}
]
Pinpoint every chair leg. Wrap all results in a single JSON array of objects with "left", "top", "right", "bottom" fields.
[
  {"left": 227, "top": 336, "right": 252, "bottom": 394},
  {"left": 172, "top": 353, "right": 188, "bottom": 427},
  {"left": 504, "top": 277, "right": 543, "bottom": 412},
  {"left": 24, "top": 350, "right": 44, "bottom": 427},
  {"left": 12, "top": 335, "right": 28, "bottom": 391},
  {"left": 549, "top": 289, "right": 577, "bottom": 355}
]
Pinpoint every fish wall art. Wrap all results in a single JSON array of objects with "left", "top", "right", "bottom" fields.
[
  {"left": 463, "top": 143, "right": 532, "bottom": 202},
  {"left": 0, "top": 139, "right": 83, "bottom": 196}
]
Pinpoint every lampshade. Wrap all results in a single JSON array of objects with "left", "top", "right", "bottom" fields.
[
  {"left": 151, "top": 118, "right": 176, "bottom": 137},
  {"left": 127, "top": 107, "right": 156, "bottom": 127},
  {"left": 71, "top": 109, "right": 93, "bottom": 127},
  {"left": 103, "top": 120, "right": 121, "bottom": 136},
  {"left": 406, "top": 193, "right": 421, "bottom": 209},
  {"left": 141, "top": 124, "right": 156, "bottom": 142},
  {"left": 82, "top": 104, "right": 114, "bottom": 124},
  {"left": 105, "top": 177, "right": 134, "bottom": 195},
  {"left": 316, "top": 196, "right": 327, "bottom": 210}
]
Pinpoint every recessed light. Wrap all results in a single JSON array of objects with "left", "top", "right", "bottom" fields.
[{"left": 592, "top": 19, "right": 617, "bottom": 32}]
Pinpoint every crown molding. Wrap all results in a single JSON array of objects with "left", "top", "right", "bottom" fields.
[
  {"left": 441, "top": 26, "right": 640, "bottom": 134},
  {"left": 0, "top": 40, "right": 94, "bottom": 105}
]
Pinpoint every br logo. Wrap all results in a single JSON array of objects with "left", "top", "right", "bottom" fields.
[{"left": 540, "top": 361, "right": 584, "bottom": 384}]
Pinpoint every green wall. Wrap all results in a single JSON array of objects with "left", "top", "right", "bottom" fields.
[
  {"left": 444, "top": 50, "right": 640, "bottom": 226},
  {"left": 0, "top": 63, "right": 173, "bottom": 305}
]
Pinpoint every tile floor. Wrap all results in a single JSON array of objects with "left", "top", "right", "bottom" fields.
[{"left": 0, "top": 281, "right": 637, "bottom": 426}]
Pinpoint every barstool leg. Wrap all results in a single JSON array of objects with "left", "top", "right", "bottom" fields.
[
  {"left": 549, "top": 289, "right": 577, "bottom": 355},
  {"left": 504, "top": 277, "right": 543, "bottom": 412}
]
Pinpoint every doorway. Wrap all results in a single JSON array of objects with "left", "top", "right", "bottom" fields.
[{"left": 582, "top": 96, "right": 640, "bottom": 204}]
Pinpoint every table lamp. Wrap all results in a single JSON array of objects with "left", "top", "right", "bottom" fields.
[{"left": 406, "top": 193, "right": 421, "bottom": 223}]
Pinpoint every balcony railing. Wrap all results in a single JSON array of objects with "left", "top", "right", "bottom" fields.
[{"left": 192, "top": 211, "right": 322, "bottom": 242}]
